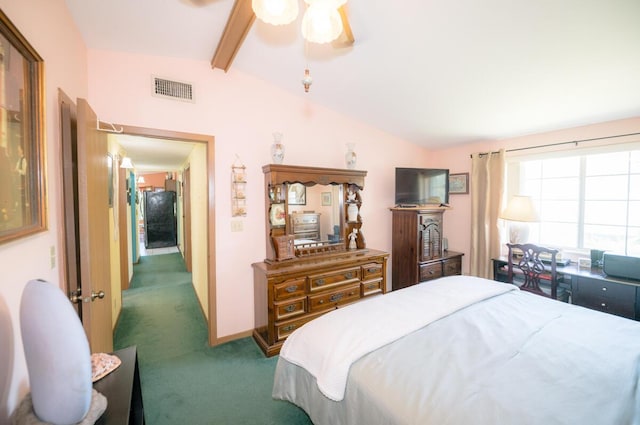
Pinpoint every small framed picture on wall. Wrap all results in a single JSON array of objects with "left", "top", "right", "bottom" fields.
[
  {"left": 321, "top": 192, "right": 332, "bottom": 206},
  {"left": 449, "top": 173, "right": 469, "bottom": 194}
]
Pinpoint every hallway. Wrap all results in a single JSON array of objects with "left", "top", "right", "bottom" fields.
[{"left": 113, "top": 252, "right": 310, "bottom": 424}]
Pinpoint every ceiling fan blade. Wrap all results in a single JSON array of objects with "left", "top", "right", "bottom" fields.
[
  {"left": 332, "top": 5, "right": 354, "bottom": 47},
  {"left": 211, "top": 0, "right": 255, "bottom": 72}
]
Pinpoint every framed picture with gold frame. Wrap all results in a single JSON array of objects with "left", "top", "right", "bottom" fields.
[{"left": 0, "top": 10, "right": 47, "bottom": 245}]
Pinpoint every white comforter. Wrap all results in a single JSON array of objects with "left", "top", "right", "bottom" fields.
[
  {"left": 274, "top": 276, "right": 640, "bottom": 424},
  {"left": 279, "top": 275, "right": 517, "bottom": 401}
]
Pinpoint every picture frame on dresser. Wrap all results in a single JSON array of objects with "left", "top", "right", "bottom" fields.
[
  {"left": 288, "top": 183, "right": 306, "bottom": 205},
  {"left": 269, "top": 203, "right": 286, "bottom": 226}
]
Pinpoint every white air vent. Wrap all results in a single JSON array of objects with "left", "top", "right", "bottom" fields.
[{"left": 152, "top": 76, "right": 194, "bottom": 102}]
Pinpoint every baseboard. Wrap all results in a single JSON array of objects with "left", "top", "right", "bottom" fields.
[{"left": 213, "top": 329, "right": 254, "bottom": 346}]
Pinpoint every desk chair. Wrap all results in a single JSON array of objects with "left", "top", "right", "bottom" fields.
[{"left": 506, "top": 243, "right": 569, "bottom": 301}]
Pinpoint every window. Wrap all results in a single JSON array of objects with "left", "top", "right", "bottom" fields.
[{"left": 507, "top": 148, "right": 640, "bottom": 256}]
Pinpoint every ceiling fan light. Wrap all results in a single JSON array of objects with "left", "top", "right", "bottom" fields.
[
  {"left": 303, "top": 0, "right": 347, "bottom": 6},
  {"left": 252, "top": 0, "right": 299, "bottom": 26},
  {"left": 301, "top": 4, "right": 343, "bottom": 44}
]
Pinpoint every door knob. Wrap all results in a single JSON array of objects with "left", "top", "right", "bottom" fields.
[
  {"left": 69, "top": 288, "right": 82, "bottom": 304},
  {"left": 91, "top": 290, "right": 105, "bottom": 301}
]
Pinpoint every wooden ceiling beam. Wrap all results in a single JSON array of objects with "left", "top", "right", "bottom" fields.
[
  {"left": 335, "top": 5, "right": 354, "bottom": 46},
  {"left": 211, "top": 0, "right": 255, "bottom": 72}
]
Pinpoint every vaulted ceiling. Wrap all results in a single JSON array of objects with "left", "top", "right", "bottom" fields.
[{"left": 66, "top": 0, "right": 640, "bottom": 154}]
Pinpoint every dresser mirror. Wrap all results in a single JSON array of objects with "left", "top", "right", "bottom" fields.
[
  {"left": 287, "top": 183, "right": 344, "bottom": 247},
  {"left": 262, "top": 164, "right": 367, "bottom": 262}
]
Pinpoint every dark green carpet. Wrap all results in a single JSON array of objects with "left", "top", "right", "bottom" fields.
[{"left": 114, "top": 253, "right": 311, "bottom": 425}]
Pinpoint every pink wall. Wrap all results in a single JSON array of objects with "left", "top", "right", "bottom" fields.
[
  {"left": 86, "top": 49, "right": 433, "bottom": 339},
  {"left": 1, "top": 1, "right": 638, "bottom": 420},
  {"left": 0, "top": 0, "right": 88, "bottom": 419},
  {"left": 431, "top": 116, "right": 640, "bottom": 273}
]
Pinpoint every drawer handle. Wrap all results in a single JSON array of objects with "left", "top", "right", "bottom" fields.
[
  {"left": 284, "top": 305, "right": 296, "bottom": 313},
  {"left": 282, "top": 325, "right": 296, "bottom": 332},
  {"left": 330, "top": 293, "right": 344, "bottom": 302},
  {"left": 601, "top": 287, "right": 607, "bottom": 292},
  {"left": 286, "top": 285, "right": 298, "bottom": 293},
  {"left": 316, "top": 279, "right": 325, "bottom": 286},
  {"left": 601, "top": 303, "right": 607, "bottom": 307},
  {"left": 344, "top": 272, "right": 354, "bottom": 279},
  {"left": 367, "top": 267, "right": 379, "bottom": 273}
]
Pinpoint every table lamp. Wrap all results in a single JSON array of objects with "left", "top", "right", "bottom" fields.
[{"left": 500, "top": 195, "right": 539, "bottom": 244}]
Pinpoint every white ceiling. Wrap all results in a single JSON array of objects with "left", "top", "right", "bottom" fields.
[{"left": 66, "top": 0, "right": 640, "bottom": 168}]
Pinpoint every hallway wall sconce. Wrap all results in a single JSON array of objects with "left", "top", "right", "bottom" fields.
[{"left": 120, "top": 157, "right": 134, "bottom": 169}]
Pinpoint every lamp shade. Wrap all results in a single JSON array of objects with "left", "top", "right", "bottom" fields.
[
  {"left": 301, "top": 3, "right": 343, "bottom": 44},
  {"left": 252, "top": 0, "right": 299, "bottom": 25},
  {"left": 137, "top": 175, "right": 146, "bottom": 184},
  {"left": 500, "top": 195, "right": 539, "bottom": 222},
  {"left": 120, "top": 156, "right": 134, "bottom": 169}
]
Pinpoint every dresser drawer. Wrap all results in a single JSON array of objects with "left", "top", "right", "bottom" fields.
[
  {"left": 419, "top": 262, "right": 443, "bottom": 281},
  {"left": 275, "top": 315, "right": 314, "bottom": 341},
  {"left": 574, "top": 277, "right": 636, "bottom": 319},
  {"left": 362, "top": 262, "right": 383, "bottom": 279},
  {"left": 308, "top": 267, "right": 360, "bottom": 292},
  {"left": 273, "top": 277, "right": 306, "bottom": 301},
  {"left": 308, "top": 283, "right": 360, "bottom": 313},
  {"left": 274, "top": 297, "right": 306, "bottom": 321},
  {"left": 443, "top": 257, "right": 462, "bottom": 276},
  {"left": 361, "top": 278, "right": 383, "bottom": 297}
]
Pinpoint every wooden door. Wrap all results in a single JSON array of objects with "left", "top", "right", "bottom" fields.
[
  {"left": 59, "top": 90, "right": 81, "bottom": 317},
  {"left": 118, "top": 162, "right": 130, "bottom": 290},
  {"left": 183, "top": 166, "right": 192, "bottom": 272},
  {"left": 77, "top": 98, "right": 113, "bottom": 353}
]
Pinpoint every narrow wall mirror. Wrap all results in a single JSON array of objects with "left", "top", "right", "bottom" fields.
[{"left": 0, "top": 9, "right": 46, "bottom": 244}]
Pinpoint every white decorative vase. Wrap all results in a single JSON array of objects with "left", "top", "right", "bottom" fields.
[
  {"left": 345, "top": 143, "right": 357, "bottom": 169},
  {"left": 347, "top": 203, "right": 359, "bottom": 222},
  {"left": 271, "top": 132, "right": 285, "bottom": 164},
  {"left": 20, "top": 279, "right": 92, "bottom": 424}
]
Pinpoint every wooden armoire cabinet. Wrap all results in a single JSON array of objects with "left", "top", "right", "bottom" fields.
[{"left": 391, "top": 207, "right": 463, "bottom": 290}]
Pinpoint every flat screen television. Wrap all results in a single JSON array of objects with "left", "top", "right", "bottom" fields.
[{"left": 395, "top": 168, "right": 450, "bottom": 206}]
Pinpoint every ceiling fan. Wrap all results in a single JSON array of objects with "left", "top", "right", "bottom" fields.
[{"left": 210, "top": 0, "right": 354, "bottom": 72}]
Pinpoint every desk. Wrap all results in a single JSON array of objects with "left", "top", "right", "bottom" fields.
[
  {"left": 94, "top": 346, "right": 145, "bottom": 425},
  {"left": 492, "top": 257, "right": 640, "bottom": 320}
]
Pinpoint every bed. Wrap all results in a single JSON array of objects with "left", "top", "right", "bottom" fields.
[{"left": 273, "top": 275, "right": 640, "bottom": 425}]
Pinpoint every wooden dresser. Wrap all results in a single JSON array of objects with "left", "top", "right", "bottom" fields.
[
  {"left": 254, "top": 165, "right": 389, "bottom": 356},
  {"left": 289, "top": 212, "right": 320, "bottom": 240},
  {"left": 253, "top": 249, "right": 388, "bottom": 356}
]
